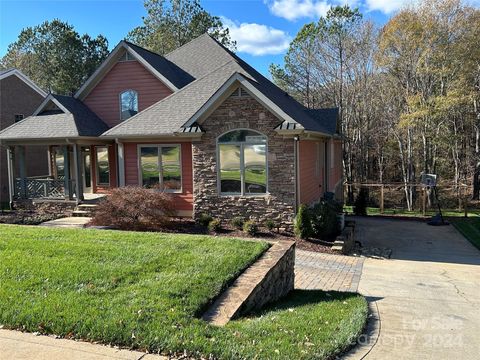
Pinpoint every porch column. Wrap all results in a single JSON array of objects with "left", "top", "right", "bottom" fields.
[
  {"left": 117, "top": 141, "right": 125, "bottom": 187},
  {"left": 63, "top": 145, "right": 72, "bottom": 200},
  {"left": 18, "top": 145, "right": 27, "bottom": 199},
  {"left": 73, "top": 144, "right": 84, "bottom": 203},
  {"left": 6, "top": 146, "right": 15, "bottom": 209},
  {"left": 47, "top": 146, "right": 53, "bottom": 177}
]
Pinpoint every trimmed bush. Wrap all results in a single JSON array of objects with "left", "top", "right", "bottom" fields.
[
  {"left": 311, "top": 201, "right": 341, "bottom": 240},
  {"left": 243, "top": 220, "right": 259, "bottom": 236},
  {"left": 294, "top": 204, "right": 313, "bottom": 239},
  {"left": 198, "top": 213, "right": 213, "bottom": 227},
  {"left": 354, "top": 188, "right": 368, "bottom": 216},
  {"left": 265, "top": 219, "right": 275, "bottom": 232},
  {"left": 208, "top": 219, "right": 222, "bottom": 232},
  {"left": 90, "top": 186, "right": 175, "bottom": 231},
  {"left": 231, "top": 216, "right": 245, "bottom": 229}
]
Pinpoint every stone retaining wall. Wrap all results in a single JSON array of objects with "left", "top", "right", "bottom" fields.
[{"left": 203, "top": 240, "right": 295, "bottom": 326}]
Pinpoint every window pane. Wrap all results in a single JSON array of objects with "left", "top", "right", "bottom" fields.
[
  {"left": 140, "top": 147, "right": 159, "bottom": 188},
  {"left": 218, "top": 129, "right": 266, "bottom": 143},
  {"left": 96, "top": 147, "right": 110, "bottom": 185},
  {"left": 120, "top": 90, "right": 138, "bottom": 121},
  {"left": 55, "top": 148, "right": 65, "bottom": 178},
  {"left": 244, "top": 144, "right": 267, "bottom": 194},
  {"left": 161, "top": 147, "right": 181, "bottom": 190},
  {"left": 219, "top": 144, "right": 241, "bottom": 193}
]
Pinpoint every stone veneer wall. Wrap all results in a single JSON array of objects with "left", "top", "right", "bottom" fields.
[{"left": 192, "top": 94, "right": 296, "bottom": 228}]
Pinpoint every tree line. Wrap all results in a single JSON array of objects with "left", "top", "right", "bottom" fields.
[
  {"left": 0, "top": 0, "right": 233, "bottom": 95},
  {"left": 270, "top": 0, "right": 480, "bottom": 208}
]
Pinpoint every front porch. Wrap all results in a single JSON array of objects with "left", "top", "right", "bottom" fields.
[{"left": 6, "top": 143, "right": 115, "bottom": 208}]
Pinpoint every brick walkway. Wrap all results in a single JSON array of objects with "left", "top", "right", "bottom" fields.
[{"left": 295, "top": 250, "right": 364, "bottom": 292}]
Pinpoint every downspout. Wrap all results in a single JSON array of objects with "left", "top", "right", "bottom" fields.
[{"left": 294, "top": 136, "right": 300, "bottom": 214}]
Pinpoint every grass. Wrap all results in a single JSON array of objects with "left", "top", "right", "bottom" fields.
[
  {"left": 344, "top": 205, "right": 480, "bottom": 218},
  {"left": 452, "top": 218, "right": 480, "bottom": 250},
  {"left": 0, "top": 225, "right": 367, "bottom": 359}
]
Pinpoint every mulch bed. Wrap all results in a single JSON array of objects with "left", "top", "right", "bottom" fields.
[{"left": 295, "top": 237, "right": 336, "bottom": 254}]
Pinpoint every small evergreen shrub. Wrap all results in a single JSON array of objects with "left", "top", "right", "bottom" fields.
[
  {"left": 243, "top": 220, "right": 259, "bottom": 236},
  {"left": 311, "top": 201, "right": 341, "bottom": 240},
  {"left": 198, "top": 213, "right": 213, "bottom": 227},
  {"left": 294, "top": 204, "right": 313, "bottom": 239},
  {"left": 208, "top": 219, "right": 222, "bottom": 232},
  {"left": 353, "top": 188, "right": 368, "bottom": 216},
  {"left": 231, "top": 216, "right": 245, "bottom": 229},
  {"left": 265, "top": 219, "right": 275, "bottom": 231}
]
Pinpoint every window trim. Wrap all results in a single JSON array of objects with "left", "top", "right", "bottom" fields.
[
  {"left": 119, "top": 89, "right": 138, "bottom": 121},
  {"left": 216, "top": 129, "right": 269, "bottom": 196},
  {"left": 95, "top": 146, "right": 110, "bottom": 186},
  {"left": 137, "top": 144, "right": 183, "bottom": 193}
]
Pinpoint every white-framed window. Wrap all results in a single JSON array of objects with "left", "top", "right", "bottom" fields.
[
  {"left": 217, "top": 129, "right": 268, "bottom": 195},
  {"left": 120, "top": 89, "right": 138, "bottom": 121},
  {"left": 138, "top": 144, "right": 182, "bottom": 192},
  {"left": 119, "top": 51, "right": 135, "bottom": 62},
  {"left": 95, "top": 146, "right": 110, "bottom": 186}
]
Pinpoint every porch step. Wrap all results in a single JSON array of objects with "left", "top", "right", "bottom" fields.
[{"left": 73, "top": 203, "right": 98, "bottom": 217}]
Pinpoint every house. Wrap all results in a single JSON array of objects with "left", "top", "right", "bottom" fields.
[
  {"left": 0, "top": 34, "right": 343, "bottom": 227},
  {"left": 0, "top": 69, "right": 48, "bottom": 206}
]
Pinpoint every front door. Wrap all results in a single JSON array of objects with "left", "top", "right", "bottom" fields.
[{"left": 82, "top": 148, "right": 92, "bottom": 193}]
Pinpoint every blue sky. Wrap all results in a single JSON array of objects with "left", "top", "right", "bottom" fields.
[{"left": 0, "top": 0, "right": 475, "bottom": 76}]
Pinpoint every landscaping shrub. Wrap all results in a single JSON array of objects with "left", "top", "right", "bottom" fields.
[
  {"left": 294, "top": 204, "right": 313, "bottom": 239},
  {"left": 354, "top": 187, "right": 368, "bottom": 216},
  {"left": 90, "top": 186, "right": 175, "bottom": 230},
  {"left": 243, "top": 220, "right": 259, "bottom": 236},
  {"left": 311, "top": 201, "right": 341, "bottom": 240},
  {"left": 198, "top": 213, "right": 213, "bottom": 227},
  {"left": 231, "top": 216, "right": 245, "bottom": 229},
  {"left": 208, "top": 219, "right": 222, "bottom": 232},
  {"left": 265, "top": 219, "right": 275, "bottom": 232}
]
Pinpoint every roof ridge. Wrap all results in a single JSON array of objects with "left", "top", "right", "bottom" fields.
[
  {"left": 102, "top": 59, "right": 237, "bottom": 136},
  {"left": 164, "top": 33, "right": 212, "bottom": 59}
]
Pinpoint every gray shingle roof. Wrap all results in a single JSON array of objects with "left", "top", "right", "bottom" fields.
[
  {"left": 0, "top": 94, "right": 109, "bottom": 140},
  {"left": 125, "top": 41, "right": 195, "bottom": 89},
  {"left": 108, "top": 34, "right": 338, "bottom": 137}
]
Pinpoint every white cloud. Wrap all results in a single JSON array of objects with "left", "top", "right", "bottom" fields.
[
  {"left": 364, "top": 0, "right": 416, "bottom": 14},
  {"left": 266, "top": 0, "right": 331, "bottom": 21},
  {"left": 222, "top": 18, "right": 292, "bottom": 56}
]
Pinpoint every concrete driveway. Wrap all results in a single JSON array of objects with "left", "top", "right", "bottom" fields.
[{"left": 345, "top": 217, "right": 480, "bottom": 360}]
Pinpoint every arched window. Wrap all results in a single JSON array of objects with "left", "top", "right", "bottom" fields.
[
  {"left": 217, "top": 129, "right": 267, "bottom": 195},
  {"left": 120, "top": 90, "right": 138, "bottom": 121}
]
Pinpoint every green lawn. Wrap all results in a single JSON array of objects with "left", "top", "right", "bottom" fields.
[
  {"left": 0, "top": 225, "right": 367, "bottom": 359},
  {"left": 344, "top": 205, "right": 480, "bottom": 218},
  {"left": 452, "top": 218, "right": 480, "bottom": 250}
]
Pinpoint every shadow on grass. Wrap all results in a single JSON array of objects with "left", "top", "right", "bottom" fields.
[{"left": 240, "top": 289, "right": 363, "bottom": 319}]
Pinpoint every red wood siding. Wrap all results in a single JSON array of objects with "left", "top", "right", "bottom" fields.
[
  {"left": 123, "top": 142, "right": 193, "bottom": 212},
  {"left": 299, "top": 140, "right": 324, "bottom": 204},
  {"left": 83, "top": 60, "right": 173, "bottom": 128}
]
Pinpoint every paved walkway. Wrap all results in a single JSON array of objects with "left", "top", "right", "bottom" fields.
[
  {"left": 0, "top": 329, "right": 165, "bottom": 360},
  {"left": 295, "top": 250, "right": 364, "bottom": 292},
  {"left": 40, "top": 217, "right": 91, "bottom": 228},
  {"left": 344, "top": 217, "right": 480, "bottom": 360}
]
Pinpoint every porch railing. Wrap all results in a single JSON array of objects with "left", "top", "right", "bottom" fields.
[{"left": 14, "top": 177, "right": 75, "bottom": 199}]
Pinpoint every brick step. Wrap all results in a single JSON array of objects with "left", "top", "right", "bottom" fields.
[
  {"left": 72, "top": 210, "right": 91, "bottom": 217},
  {"left": 73, "top": 204, "right": 98, "bottom": 217}
]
